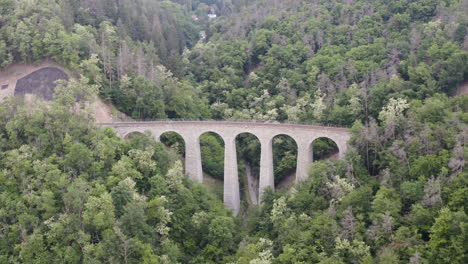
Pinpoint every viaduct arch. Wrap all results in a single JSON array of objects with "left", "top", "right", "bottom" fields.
[{"left": 101, "top": 121, "right": 350, "bottom": 215}]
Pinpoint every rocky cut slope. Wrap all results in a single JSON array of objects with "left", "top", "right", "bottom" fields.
[{"left": 0, "top": 59, "right": 127, "bottom": 123}]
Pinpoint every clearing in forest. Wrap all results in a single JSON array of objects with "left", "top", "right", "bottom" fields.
[{"left": 0, "top": 60, "right": 127, "bottom": 123}]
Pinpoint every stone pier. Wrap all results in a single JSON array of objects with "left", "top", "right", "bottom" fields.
[
  {"left": 223, "top": 136, "right": 240, "bottom": 215},
  {"left": 296, "top": 139, "right": 314, "bottom": 182},
  {"left": 184, "top": 135, "right": 204, "bottom": 183},
  {"left": 259, "top": 136, "right": 274, "bottom": 200}
]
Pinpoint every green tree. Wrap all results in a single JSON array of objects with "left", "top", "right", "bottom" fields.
[
  {"left": 83, "top": 192, "right": 116, "bottom": 233},
  {"left": 428, "top": 208, "right": 468, "bottom": 264}
]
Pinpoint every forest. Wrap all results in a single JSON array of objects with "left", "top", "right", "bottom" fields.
[{"left": 0, "top": 0, "right": 467, "bottom": 263}]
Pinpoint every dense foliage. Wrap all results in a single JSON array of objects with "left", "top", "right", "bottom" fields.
[
  {"left": 1, "top": 0, "right": 468, "bottom": 263},
  {"left": 1, "top": 0, "right": 467, "bottom": 123},
  {"left": 237, "top": 94, "right": 467, "bottom": 264},
  {"left": 193, "top": 0, "right": 468, "bottom": 126},
  {"left": 0, "top": 0, "right": 213, "bottom": 120},
  {"left": 0, "top": 88, "right": 239, "bottom": 263}
]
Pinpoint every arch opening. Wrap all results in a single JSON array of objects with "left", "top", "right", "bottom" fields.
[
  {"left": 235, "top": 132, "right": 261, "bottom": 205},
  {"left": 124, "top": 131, "right": 164, "bottom": 155},
  {"left": 272, "top": 134, "right": 298, "bottom": 191},
  {"left": 124, "top": 131, "right": 146, "bottom": 140},
  {"left": 200, "top": 132, "right": 225, "bottom": 200},
  {"left": 159, "top": 131, "right": 186, "bottom": 161},
  {"left": 312, "top": 137, "right": 339, "bottom": 161}
]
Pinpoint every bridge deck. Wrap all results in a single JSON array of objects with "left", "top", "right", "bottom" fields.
[{"left": 100, "top": 121, "right": 349, "bottom": 132}]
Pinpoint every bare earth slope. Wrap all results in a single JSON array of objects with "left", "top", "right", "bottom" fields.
[
  {"left": 456, "top": 80, "right": 468, "bottom": 96},
  {"left": 15, "top": 67, "right": 69, "bottom": 100},
  {"left": 0, "top": 60, "right": 127, "bottom": 123}
]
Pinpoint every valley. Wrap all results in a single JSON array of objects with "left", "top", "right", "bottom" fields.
[{"left": 0, "top": 0, "right": 466, "bottom": 263}]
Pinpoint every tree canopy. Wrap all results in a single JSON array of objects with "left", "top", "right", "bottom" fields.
[{"left": 0, "top": 0, "right": 467, "bottom": 262}]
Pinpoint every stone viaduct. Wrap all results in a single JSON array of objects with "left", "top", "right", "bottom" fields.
[{"left": 101, "top": 121, "right": 350, "bottom": 215}]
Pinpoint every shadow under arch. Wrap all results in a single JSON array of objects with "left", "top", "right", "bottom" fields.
[
  {"left": 159, "top": 131, "right": 186, "bottom": 158},
  {"left": 124, "top": 131, "right": 146, "bottom": 140},
  {"left": 311, "top": 137, "right": 339, "bottom": 161},
  {"left": 272, "top": 134, "right": 298, "bottom": 191},
  {"left": 199, "top": 131, "right": 225, "bottom": 200},
  {"left": 235, "top": 132, "right": 261, "bottom": 205}
]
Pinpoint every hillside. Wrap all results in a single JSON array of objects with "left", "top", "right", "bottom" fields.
[
  {"left": 0, "top": 60, "right": 128, "bottom": 122},
  {"left": 0, "top": 0, "right": 467, "bottom": 263}
]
